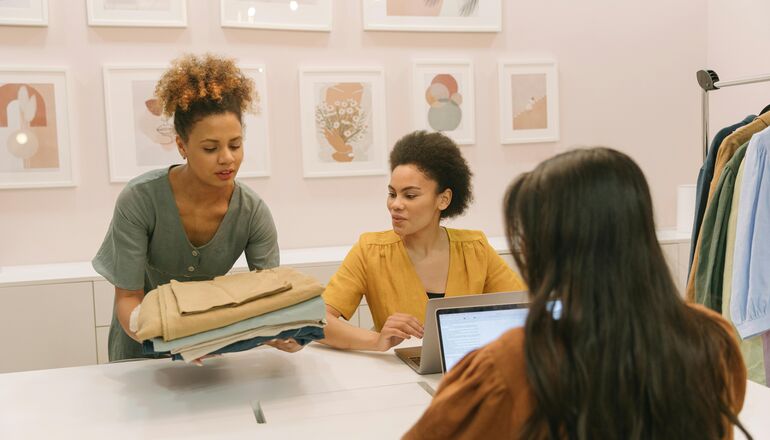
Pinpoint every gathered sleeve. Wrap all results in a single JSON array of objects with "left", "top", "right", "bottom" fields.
[
  {"left": 403, "top": 348, "right": 516, "bottom": 440},
  {"left": 91, "top": 186, "right": 151, "bottom": 291},
  {"left": 322, "top": 240, "right": 368, "bottom": 321},
  {"left": 245, "top": 197, "right": 280, "bottom": 270},
  {"left": 481, "top": 235, "right": 526, "bottom": 293}
]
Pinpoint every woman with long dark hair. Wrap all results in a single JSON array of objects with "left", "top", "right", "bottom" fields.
[{"left": 405, "top": 147, "right": 749, "bottom": 439}]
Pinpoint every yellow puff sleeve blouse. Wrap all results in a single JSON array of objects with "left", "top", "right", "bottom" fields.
[{"left": 322, "top": 228, "right": 526, "bottom": 331}]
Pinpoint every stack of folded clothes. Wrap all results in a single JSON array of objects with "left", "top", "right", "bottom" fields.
[{"left": 134, "top": 267, "right": 326, "bottom": 362}]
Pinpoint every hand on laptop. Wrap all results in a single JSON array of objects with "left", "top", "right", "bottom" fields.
[{"left": 375, "top": 313, "right": 424, "bottom": 351}]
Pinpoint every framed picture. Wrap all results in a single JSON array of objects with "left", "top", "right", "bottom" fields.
[
  {"left": 86, "top": 0, "right": 187, "bottom": 27},
  {"left": 498, "top": 60, "right": 559, "bottom": 144},
  {"left": 220, "top": 0, "right": 332, "bottom": 31},
  {"left": 362, "top": 0, "right": 501, "bottom": 33},
  {"left": 0, "top": 0, "right": 48, "bottom": 26},
  {"left": 299, "top": 67, "right": 388, "bottom": 178},
  {"left": 0, "top": 68, "right": 74, "bottom": 189},
  {"left": 412, "top": 59, "right": 474, "bottom": 145},
  {"left": 102, "top": 65, "right": 271, "bottom": 182}
]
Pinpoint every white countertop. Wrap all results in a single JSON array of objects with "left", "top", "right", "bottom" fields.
[
  {"left": 0, "top": 230, "right": 690, "bottom": 288},
  {"left": 0, "top": 339, "right": 764, "bottom": 439},
  {"left": 0, "top": 341, "right": 441, "bottom": 439}
]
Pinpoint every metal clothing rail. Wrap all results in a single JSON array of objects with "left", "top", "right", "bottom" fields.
[{"left": 697, "top": 69, "right": 770, "bottom": 161}]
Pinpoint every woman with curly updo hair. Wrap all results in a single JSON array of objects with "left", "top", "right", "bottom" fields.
[
  {"left": 320, "top": 131, "right": 525, "bottom": 352},
  {"left": 93, "top": 54, "right": 297, "bottom": 362}
]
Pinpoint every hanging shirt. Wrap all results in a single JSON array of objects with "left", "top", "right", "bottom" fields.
[
  {"left": 731, "top": 126, "right": 770, "bottom": 339},
  {"left": 687, "top": 111, "right": 770, "bottom": 301},
  {"left": 693, "top": 142, "right": 747, "bottom": 311},
  {"left": 689, "top": 115, "right": 755, "bottom": 268},
  {"left": 722, "top": 161, "right": 766, "bottom": 385},
  {"left": 92, "top": 166, "right": 280, "bottom": 361}
]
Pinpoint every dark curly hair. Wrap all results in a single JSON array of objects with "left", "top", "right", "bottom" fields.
[
  {"left": 389, "top": 131, "right": 473, "bottom": 219},
  {"left": 155, "top": 53, "right": 256, "bottom": 142}
]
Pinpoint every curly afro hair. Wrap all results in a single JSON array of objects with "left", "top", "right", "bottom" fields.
[
  {"left": 390, "top": 131, "right": 473, "bottom": 219},
  {"left": 154, "top": 53, "right": 256, "bottom": 142}
]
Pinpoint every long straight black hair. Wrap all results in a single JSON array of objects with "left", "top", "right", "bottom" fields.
[{"left": 504, "top": 148, "right": 749, "bottom": 439}]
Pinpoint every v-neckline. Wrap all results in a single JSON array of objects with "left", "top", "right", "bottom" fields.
[
  {"left": 165, "top": 166, "right": 239, "bottom": 250},
  {"left": 400, "top": 227, "right": 454, "bottom": 295}
]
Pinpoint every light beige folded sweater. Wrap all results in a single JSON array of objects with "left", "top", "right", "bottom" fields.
[{"left": 136, "top": 267, "right": 324, "bottom": 341}]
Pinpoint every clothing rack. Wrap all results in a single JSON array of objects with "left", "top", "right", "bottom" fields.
[{"left": 697, "top": 69, "right": 770, "bottom": 161}]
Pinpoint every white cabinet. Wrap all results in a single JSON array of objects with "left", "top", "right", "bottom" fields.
[
  {"left": 96, "top": 326, "right": 110, "bottom": 365},
  {"left": 0, "top": 282, "right": 97, "bottom": 373},
  {"left": 660, "top": 242, "right": 692, "bottom": 294},
  {"left": 93, "top": 280, "right": 114, "bottom": 327}
]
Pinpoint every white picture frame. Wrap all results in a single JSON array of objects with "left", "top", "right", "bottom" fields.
[
  {"left": 220, "top": 0, "right": 332, "bottom": 31},
  {"left": 299, "top": 67, "right": 388, "bottom": 178},
  {"left": 362, "top": 0, "right": 501, "bottom": 33},
  {"left": 102, "top": 64, "right": 271, "bottom": 182},
  {"left": 0, "top": 67, "right": 75, "bottom": 189},
  {"left": 0, "top": 0, "right": 48, "bottom": 26},
  {"left": 498, "top": 59, "right": 559, "bottom": 144},
  {"left": 86, "top": 0, "right": 187, "bottom": 27},
  {"left": 412, "top": 59, "right": 475, "bottom": 145}
]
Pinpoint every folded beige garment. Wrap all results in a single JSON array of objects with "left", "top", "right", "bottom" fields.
[
  {"left": 136, "top": 267, "right": 324, "bottom": 341},
  {"left": 175, "top": 321, "right": 325, "bottom": 362},
  {"left": 172, "top": 269, "right": 292, "bottom": 315}
]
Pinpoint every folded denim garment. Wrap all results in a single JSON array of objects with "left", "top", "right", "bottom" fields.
[
  {"left": 136, "top": 267, "right": 324, "bottom": 341},
  {"left": 149, "top": 296, "right": 326, "bottom": 352},
  {"left": 142, "top": 326, "right": 325, "bottom": 362},
  {"left": 173, "top": 322, "right": 324, "bottom": 361}
]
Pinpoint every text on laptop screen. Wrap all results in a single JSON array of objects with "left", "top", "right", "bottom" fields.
[{"left": 437, "top": 305, "right": 529, "bottom": 372}]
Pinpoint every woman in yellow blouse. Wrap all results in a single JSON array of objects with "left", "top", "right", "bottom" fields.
[{"left": 319, "top": 131, "right": 526, "bottom": 351}]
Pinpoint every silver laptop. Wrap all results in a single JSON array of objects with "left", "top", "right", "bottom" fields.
[
  {"left": 395, "top": 291, "right": 528, "bottom": 375},
  {"left": 436, "top": 302, "right": 529, "bottom": 373}
]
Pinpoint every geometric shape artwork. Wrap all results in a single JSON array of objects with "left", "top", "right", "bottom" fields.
[
  {"left": 0, "top": 0, "right": 48, "bottom": 26},
  {"left": 86, "top": 0, "right": 187, "bottom": 27},
  {"left": 299, "top": 67, "right": 388, "bottom": 178},
  {"left": 0, "top": 68, "right": 74, "bottom": 189},
  {"left": 220, "top": 0, "right": 332, "bottom": 31},
  {"left": 412, "top": 59, "right": 475, "bottom": 145},
  {"left": 103, "top": 65, "right": 271, "bottom": 182},
  {"left": 363, "top": 0, "right": 501, "bottom": 32},
  {"left": 498, "top": 59, "right": 559, "bottom": 144}
]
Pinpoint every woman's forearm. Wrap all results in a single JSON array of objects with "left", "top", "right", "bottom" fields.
[
  {"left": 115, "top": 288, "right": 144, "bottom": 342},
  {"left": 318, "top": 311, "right": 381, "bottom": 351}
]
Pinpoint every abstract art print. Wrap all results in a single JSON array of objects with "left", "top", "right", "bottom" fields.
[
  {"left": 299, "top": 67, "right": 387, "bottom": 178},
  {"left": 412, "top": 59, "right": 474, "bottom": 145},
  {"left": 498, "top": 60, "right": 559, "bottom": 144},
  {"left": 0, "top": 68, "right": 74, "bottom": 189},
  {"left": 0, "top": 0, "right": 47, "bottom": 26},
  {"left": 103, "top": 65, "right": 270, "bottom": 182},
  {"left": 362, "top": 0, "right": 501, "bottom": 32},
  {"left": 220, "top": 0, "right": 332, "bottom": 31},
  {"left": 86, "top": 0, "right": 186, "bottom": 27}
]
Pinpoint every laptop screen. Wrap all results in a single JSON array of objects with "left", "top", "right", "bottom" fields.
[{"left": 436, "top": 303, "right": 529, "bottom": 373}]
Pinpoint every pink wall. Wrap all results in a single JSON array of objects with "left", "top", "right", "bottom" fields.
[
  {"left": 707, "top": 0, "right": 770, "bottom": 134},
  {"left": 0, "top": 1, "right": 707, "bottom": 266}
]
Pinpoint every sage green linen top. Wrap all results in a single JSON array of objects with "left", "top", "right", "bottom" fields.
[{"left": 92, "top": 167, "right": 279, "bottom": 361}]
